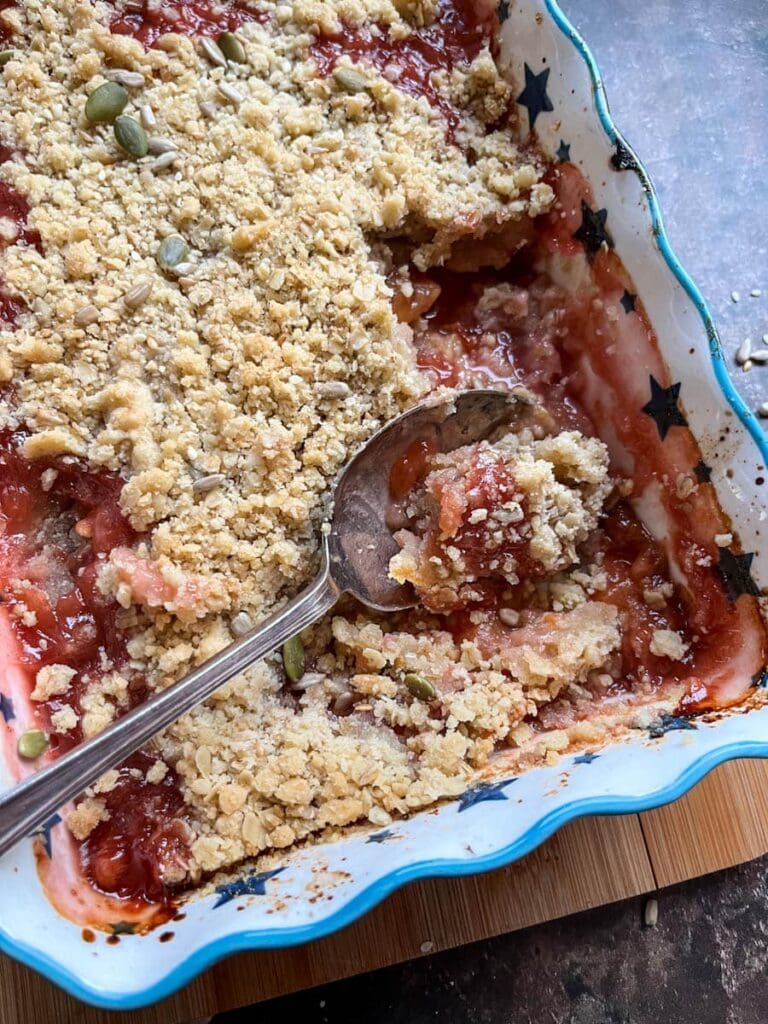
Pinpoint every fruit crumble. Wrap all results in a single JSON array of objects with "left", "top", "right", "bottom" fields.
[{"left": 0, "top": 0, "right": 764, "bottom": 928}]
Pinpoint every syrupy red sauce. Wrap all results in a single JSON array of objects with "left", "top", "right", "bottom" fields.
[
  {"left": 82, "top": 753, "right": 188, "bottom": 905},
  {"left": 106, "top": 0, "right": 266, "bottom": 49},
  {"left": 392, "top": 165, "right": 767, "bottom": 712},
  {"left": 0, "top": 1, "right": 18, "bottom": 46},
  {"left": 390, "top": 438, "right": 437, "bottom": 500},
  {"left": 310, "top": 0, "right": 497, "bottom": 141},
  {"left": 0, "top": 430, "right": 190, "bottom": 907}
]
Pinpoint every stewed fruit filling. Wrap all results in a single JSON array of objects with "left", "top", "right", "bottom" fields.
[{"left": 0, "top": 0, "right": 764, "bottom": 926}]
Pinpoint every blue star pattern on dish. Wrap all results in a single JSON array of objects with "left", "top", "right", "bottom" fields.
[
  {"left": 619, "top": 290, "right": 636, "bottom": 314},
  {"left": 573, "top": 752, "right": 599, "bottom": 765},
  {"left": 458, "top": 779, "right": 516, "bottom": 812},
  {"left": 647, "top": 715, "right": 697, "bottom": 739},
  {"left": 497, "top": 0, "right": 510, "bottom": 21},
  {"left": 213, "top": 867, "right": 284, "bottom": 908},
  {"left": 0, "top": 693, "right": 14, "bottom": 722},
  {"left": 641, "top": 376, "right": 688, "bottom": 441},
  {"left": 716, "top": 548, "right": 760, "bottom": 603},
  {"left": 29, "top": 813, "right": 62, "bottom": 859},
  {"left": 694, "top": 460, "right": 712, "bottom": 484},
  {"left": 516, "top": 64, "right": 553, "bottom": 132},
  {"left": 556, "top": 139, "right": 571, "bottom": 163},
  {"left": 366, "top": 829, "right": 395, "bottom": 844},
  {"left": 573, "top": 200, "right": 613, "bottom": 260}
]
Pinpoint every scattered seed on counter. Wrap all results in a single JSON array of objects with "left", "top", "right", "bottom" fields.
[
  {"left": 736, "top": 338, "right": 752, "bottom": 364},
  {"left": 643, "top": 897, "right": 659, "bottom": 928},
  {"left": 742, "top": 359, "right": 754, "bottom": 372},
  {"left": 751, "top": 288, "right": 762, "bottom": 298},
  {"left": 200, "top": 37, "right": 227, "bottom": 67},
  {"left": 750, "top": 349, "right": 768, "bottom": 364},
  {"left": 758, "top": 402, "right": 768, "bottom": 418},
  {"left": 731, "top": 290, "right": 741, "bottom": 302}
]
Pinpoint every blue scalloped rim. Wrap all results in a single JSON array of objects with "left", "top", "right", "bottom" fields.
[{"left": 3, "top": 1, "right": 768, "bottom": 1008}]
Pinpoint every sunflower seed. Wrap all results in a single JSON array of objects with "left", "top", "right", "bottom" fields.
[
  {"left": 332, "top": 66, "right": 370, "bottom": 93},
  {"left": 643, "top": 897, "right": 659, "bottom": 928},
  {"left": 200, "top": 36, "right": 227, "bottom": 67},
  {"left": 171, "top": 260, "right": 195, "bottom": 276},
  {"left": 498, "top": 607, "right": 519, "bottom": 626},
  {"left": 85, "top": 81, "right": 129, "bottom": 124},
  {"left": 114, "top": 115, "right": 148, "bottom": 158},
  {"left": 0, "top": 49, "right": 18, "bottom": 67},
  {"left": 123, "top": 278, "right": 153, "bottom": 309},
  {"left": 217, "top": 81, "right": 243, "bottom": 105},
  {"left": 282, "top": 635, "right": 305, "bottom": 683},
  {"left": 199, "top": 100, "right": 218, "bottom": 119},
  {"left": 18, "top": 729, "right": 49, "bottom": 760},
  {"left": 759, "top": 402, "right": 768, "bottom": 418},
  {"left": 73, "top": 304, "right": 99, "bottom": 326},
  {"left": 218, "top": 31, "right": 247, "bottom": 64},
  {"left": 139, "top": 104, "right": 156, "bottom": 129},
  {"left": 750, "top": 349, "right": 768, "bottom": 363},
  {"left": 147, "top": 135, "right": 177, "bottom": 154},
  {"left": 231, "top": 611, "right": 254, "bottom": 636},
  {"left": 731, "top": 290, "right": 741, "bottom": 302},
  {"left": 104, "top": 68, "right": 145, "bottom": 88},
  {"left": 404, "top": 673, "right": 436, "bottom": 701},
  {"left": 318, "top": 381, "right": 351, "bottom": 399},
  {"left": 156, "top": 233, "right": 189, "bottom": 270},
  {"left": 149, "top": 151, "right": 179, "bottom": 172},
  {"left": 736, "top": 337, "right": 752, "bottom": 364},
  {"left": 751, "top": 288, "right": 762, "bottom": 298},
  {"left": 291, "top": 671, "right": 324, "bottom": 691},
  {"left": 742, "top": 359, "right": 754, "bottom": 372},
  {"left": 192, "top": 473, "right": 226, "bottom": 494}
]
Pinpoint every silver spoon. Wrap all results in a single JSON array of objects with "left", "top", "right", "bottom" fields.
[{"left": 0, "top": 388, "right": 527, "bottom": 858}]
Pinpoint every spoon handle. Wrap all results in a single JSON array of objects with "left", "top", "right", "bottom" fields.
[{"left": 0, "top": 555, "right": 339, "bottom": 860}]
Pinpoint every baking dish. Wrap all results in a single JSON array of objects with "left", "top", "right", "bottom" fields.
[{"left": 0, "top": 0, "right": 766, "bottom": 1008}]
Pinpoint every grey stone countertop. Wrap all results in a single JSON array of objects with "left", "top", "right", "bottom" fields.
[{"left": 212, "top": 3, "right": 768, "bottom": 1021}]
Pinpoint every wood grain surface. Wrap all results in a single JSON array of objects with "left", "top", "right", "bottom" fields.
[{"left": 2, "top": 758, "right": 767, "bottom": 1024}]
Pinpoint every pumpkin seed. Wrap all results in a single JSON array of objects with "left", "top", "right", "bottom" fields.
[
  {"left": 18, "top": 729, "right": 49, "bottom": 760},
  {"left": 114, "top": 115, "right": 148, "bottom": 158},
  {"left": 147, "top": 135, "right": 177, "bottom": 154},
  {"left": 231, "top": 611, "right": 254, "bottom": 636},
  {"left": 192, "top": 473, "right": 225, "bottom": 494},
  {"left": 218, "top": 31, "right": 247, "bottom": 63},
  {"left": 404, "top": 673, "right": 436, "bottom": 701},
  {"left": 85, "top": 82, "right": 129, "bottom": 124},
  {"left": 105, "top": 69, "right": 145, "bottom": 88},
  {"left": 156, "top": 233, "right": 189, "bottom": 271},
  {"left": 0, "top": 50, "right": 17, "bottom": 67},
  {"left": 217, "top": 81, "right": 243, "bottom": 105},
  {"left": 73, "top": 304, "right": 99, "bottom": 326},
  {"left": 123, "top": 278, "right": 153, "bottom": 309},
  {"left": 282, "top": 635, "right": 305, "bottom": 683},
  {"left": 200, "top": 36, "right": 227, "bottom": 67},
  {"left": 332, "top": 66, "right": 370, "bottom": 93}
]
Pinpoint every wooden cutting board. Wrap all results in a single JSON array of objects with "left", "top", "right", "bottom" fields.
[{"left": 2, "top": 757, "right": 768, "bottom": 1024}]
